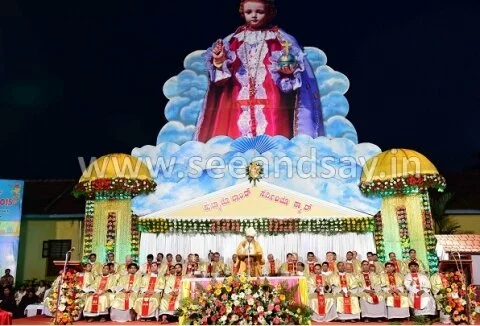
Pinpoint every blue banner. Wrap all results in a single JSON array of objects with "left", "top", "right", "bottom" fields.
[{"left": 0, "top": 179, "right": 24, "bottom": 286}]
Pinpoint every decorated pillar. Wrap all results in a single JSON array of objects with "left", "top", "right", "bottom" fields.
[
  {"left": 73, "top": 153, "right": 156, "bottom": 263},
  {"left": 359, "top": 149, "right": 446, "bottom": 273}
]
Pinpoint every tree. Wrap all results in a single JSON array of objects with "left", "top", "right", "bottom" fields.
[{"left": 430, "top": 192, "right": 462, "bottom": 234}]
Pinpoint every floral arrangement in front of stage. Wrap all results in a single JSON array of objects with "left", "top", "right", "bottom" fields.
[
  {"left": 438, "top": 271, "right": 477, "bottom": 324},
  {"left": 45, "top": 268, "right": 85, "bottom": 324},
  {"left": 396, "top": 207, "right": 410, "bottom": 259},
  {"left": 73, "top": 177, "right": 156, "bottom": 200},
  {"left": 138, "top": 217, "right": 375, "bottom": 234},
  {"left": 176, "top": 274, "right": 313, "bottom": 325},
  {"left": 359, "top": 173, "right": 446, "bottom": 197}
]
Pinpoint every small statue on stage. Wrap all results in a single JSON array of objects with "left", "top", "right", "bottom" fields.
[{"left": 235, "top": 227, "right": 264, "bottom": 276}]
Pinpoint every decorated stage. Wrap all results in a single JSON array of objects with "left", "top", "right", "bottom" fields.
[{"left": 47, "top": 0, "right": 477, "bottom": 323}]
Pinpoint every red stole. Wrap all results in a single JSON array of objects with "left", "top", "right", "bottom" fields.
[
  {"left": 388, "top": 273, "right": 401, "bottom": 308},
  {"left": 411, "top": 273, "right": 421, "bottom": 309},
  {"left": 142, "top": 276, "right": 157, "bottom": 316},
  {"left": 339, "top": 274, "right": 352, "bottom": 314},
  {"left": 308, "top": 262, "right": 315, "bottom": 273},
  {"left": 269, "top": 262, "right": 276, "bottom": 276},
  {"left": 362, "top": 273, "right": 379, "bottom": 304},
  {"left": 91, "top": 276, "right": 109, "bottom": 313},
  {"left": 233, "top": 263, "right": 239, "bottom": 275},
  {"left": 167, "top": 276, "right": 182, "bottom": 311},
  {"left": 207, "top": 263, "right": 213, "bottom": 275},
  {"left": 328, "top": 261, "right": 335, "bottom": 272},
  {"left": 124, "top": 274, "right": 135, "bottom": 310},
  {"left": 391, "top": 260, "right": 400, "bottom": 273},
  {"left": 77, "top": 274, "right": 84, "bottom": 287},
  {"left": 166, "top": 262, "right": 172, "bottom": 275},
  {"left": 315, "top": 275, "right": 326, "bottom": 315}
]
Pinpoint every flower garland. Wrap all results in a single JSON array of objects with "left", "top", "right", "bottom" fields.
[
  {"left": 176, "top": 274, "right": 313, "bottom": 324},
  {"left": 45, "top": 268, "right": 85, "bottom": 324},
  {"left": 82, "top": 200, "right": 94, "bottom": 261},
  {"left": 73, "top": 177, "right": 156, "bottom": 200},
  {"left": 137, "top": 217, "right": 375, "bottom": 234},
  {"left": 130, "top": 214, "right": 140, "bottom": 262},
  {"left": 396, "top": 207, "right": 410, "bottom": 259},
  {"left": 438, "top": 271, "right": 478, "bottom": 324},
  {"left": 359, "top": 173, "right": 446, "bottom": 198},
  {"left": 420, "top": 191, "right": 439, "bottom": 273},
  {"left": 373, "top": 212, "right": 386, "bottom": 262},
  {"left": 105, "top": 212, "right": 117, "bottom": 257}
]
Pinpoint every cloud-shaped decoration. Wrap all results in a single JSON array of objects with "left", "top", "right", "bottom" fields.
[
  {"left": 321, "top": 92, "right": 349, "bottom": 120},
  {"left": 162, "top": 70, "right": 208, "bottom": 99},
  {"left": 304, "top": 47, "right": 327, "bottom": 70},
  {"left": 156, "top": 121, "right": 195, "bottom": 145},
  {"left": 131, "top": 135, "right": 382, "bottom": 216},
  {"left": 184, "top": 50, "right": 208, "bottom": 74},
  {"left": 324, "top": 116, "right": 358, "bottom": 144},
  {"left": 156, "top": 46, "right": 360, "bottom": 146},
  {"left": 315, "top": 65, "right": 350, "bottom": 96}
]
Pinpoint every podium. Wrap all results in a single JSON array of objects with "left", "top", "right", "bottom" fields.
[{"left": 237, "top": 254, "right": 262, "bottom": 262}]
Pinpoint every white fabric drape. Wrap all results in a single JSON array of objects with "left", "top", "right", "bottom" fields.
[{"left": 139, "top": 232, "right": 375, "bottom": 265}]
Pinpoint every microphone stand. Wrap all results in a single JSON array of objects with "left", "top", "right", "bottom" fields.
[
  {"left": 247, "top": 242, "right": 251, "bottom": 277},
  {"left": 54, "top": 249, "right": 72, "bottom": 325}
]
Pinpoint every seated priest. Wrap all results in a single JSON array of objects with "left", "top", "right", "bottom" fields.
[
  {"left": 329, "top": 262, "right": 361, "bottom": 321},
  {"left": 159, "top": 263, "right": 183, "bottom": 323},
  {"left": 110, "top": 263, "right": 142, "bottom": 322},
  {"left": 117, "top": 255, "right": 134, "bottom": 276},
  {"left": 83, "top": 265, "right": 117, "bottom": 322},
  {"left": 87, "top": 253, "right": 104, "bottom": 277},
  {"left": 366, "top": 252, "right": 384, "bottom": 274},
  {"left": 387, "top": 252, "right": 407, "bottom": 275},
  {"left": 279, "top": 253, "right": 297, "bottom": 276},
  {"left": 305, "top": 252, "right": 318, "bottom": 275},
  {"left": 404, "top": 261, "right": 436, "bottom": 317},
  {"left": 380, "top": 262, "right": 410, "bottom": 320},
  {"left": 430, "top": 263, "right": 451, "bottom": 323},
  {"left": 262, "top": 254, "right": 280, "bottom": 276},
  {"left": 308, "top": 263, "right": 337, "bottom": 322},
  {"left": 344, "top": 251, "right": 361, "bottom": 274},
  {"left": 405, "top": 249, "right": 427, "bottom": 274},
  {"left": 235, "top": 227, "right": 264, "bottom": 277},
  {"left": 133, "top": 262, "right": 165, "bottom": 321},
  {"left": 357, "top": 260, "right": 387, "bottom": 321},
  {"left": 107, "top": 252, "right": 120, "bottom": 273}
]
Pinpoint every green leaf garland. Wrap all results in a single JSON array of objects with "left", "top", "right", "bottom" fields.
[{"left": 137, "top": 217, "right": 375, "bottom": 235}]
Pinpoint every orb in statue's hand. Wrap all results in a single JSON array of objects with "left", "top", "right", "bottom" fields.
[{"left": 278, "top": 53, "right": 297, "bottom": 74}]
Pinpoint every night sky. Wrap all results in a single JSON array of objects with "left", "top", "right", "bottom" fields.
[{"left": 2, "top": 0, "right": 479, "bottom": 180}]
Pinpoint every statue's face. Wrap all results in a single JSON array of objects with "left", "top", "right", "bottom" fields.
[{"left": 243, "top": 1, "right": 267, "bottom": 29}]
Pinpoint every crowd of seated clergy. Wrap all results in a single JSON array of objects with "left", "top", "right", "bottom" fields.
[{"left": 38, "top": 249, "right": 447, "bottom": 322}]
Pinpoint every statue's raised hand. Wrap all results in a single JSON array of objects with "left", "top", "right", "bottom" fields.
[{"left": 212, "top": 39, "right": 226, "bottom": 67}]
